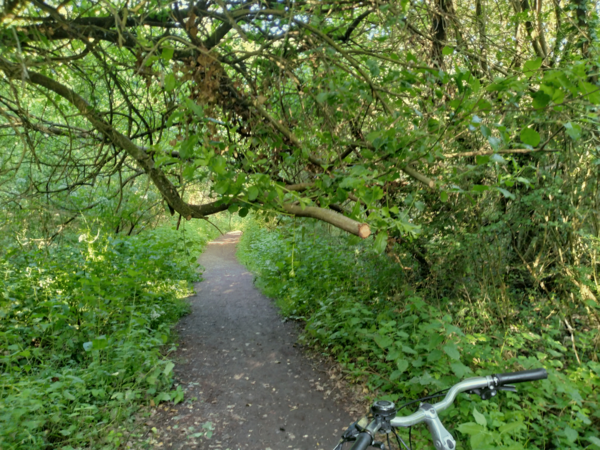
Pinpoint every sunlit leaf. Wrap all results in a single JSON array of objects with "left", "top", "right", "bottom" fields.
[{"left": 520, "top": 127, "right": 541, "bottom": 147}]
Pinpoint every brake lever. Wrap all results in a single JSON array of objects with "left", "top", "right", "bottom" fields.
[
  {"left": 340, "top": 421, "right": 361, "bottom": 440},
  {"left": 335, "top": 419, "right": 385, "bottom": 450},
  {"left": 467, "top": 384, "right": 517, "bottom": 400}
]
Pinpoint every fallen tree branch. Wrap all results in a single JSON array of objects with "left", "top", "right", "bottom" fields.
[
  {"left": 400, "top": 165, "right": 436, "bottom": 189},
  {"left": 282, "top": 203, "right": 370, "bottom": 238}
]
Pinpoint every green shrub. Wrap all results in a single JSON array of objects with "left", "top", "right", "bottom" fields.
[
  {"left": 0, "top": 219, "right": 217, "bottom": 449},
  {"left": 238, "top": 218, "right": 600, "bottom": 449}
]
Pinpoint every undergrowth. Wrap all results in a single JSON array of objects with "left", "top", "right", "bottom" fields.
[
  {"left": 238, "top": 218, "right": 600, "bottom": 450},
  {"left": 0, "top": 218, "right": 220, "bottom": 449}
]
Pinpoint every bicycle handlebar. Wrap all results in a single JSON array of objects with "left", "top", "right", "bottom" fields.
[
  {"left": 349, "top": 432, "right": 373, "bottom": 450},
  {"left": 390, "top": 368, "right": 547, "bottom": 428},
  {"left": 495, "top": 368, "right": 548, "bottom": 385},
  {"left": 336, "top": 368, "right": 547, "bottom": 449}
]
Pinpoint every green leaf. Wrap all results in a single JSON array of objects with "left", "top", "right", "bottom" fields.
[
  {"left": 83, "top": 341, "right": 92, "bottom": 352},
  {"left": 92, "top": 336, "right": 108, "bottom": 350},
  {"left": 164, "top": 73, "right": 176, "bottom": 91},
  {"left": 247, "top": 186, "right": 259, "bottom": 201},
  {"left": 488, "top": 137, "right": 502, "bottom": 151},
  {"left": 475, "top": 155, "right": 489, "bottom": 165},
  {"left": 161, "top": 46, "right": 174, "bottom": 61},
  {"left": 564, "top": 122, "right": 582, "bottom": 141},
  {"left": 402, "top": 345, "right": 417, "bottom": 354},
  {"left": 214, "top": 180, "right": 230, "bottom": 195},
  {"left": 450, "top": 362, "right": 471, "bottom": 378},
  {"left": 442, "top": 46, "right": 453, "bottom": 56},
  {"left": 490, "top": 153, "right": 507, "bottom": 164},
  {"left": 373, "top": 334, "right": 393, "bottom": 349},
  {"left": 172, "top": 385, "right": 184, "bottom": 405},
  {"left": 469, "top": 77, "right": 481, "bottom": 93},
  {"left": 579, "top": 81, "right": 600, "bottom": 104},
  {"left": 531, "top": 90, "right": 551, "bottom": 109},
  {"left": 499, "top": 421, "right": 525, "bottom": 434},
  {"left": 390, "top": 370, "right": 403, "bottom": 380},
  {"left": 471, "top": 430, "right": 494, "bottom": 448},
  {"left": 180, "top": 135, "right": 198, "bottom": 159},
  {"left": 373, "top": 231, "right": 388, "bottom": 253},
  {"left": 473, "top": 407, "right": 487, "bottom": 426},
  {"left": 164, "top": 361, "right": 175, "bottom": 376},
  {"left": 209, "top": 155, "right": 227, "bottom": 175},
  {"left": 396, "top": 359, "right": 409, "bottom": 373},
  {"left": 427, "top": 349, "right": 443, "bottom": 362},
  {"left": 366, "top": 59, "right": 380, "bottom": 77},
  {"left": 564, "top": 426, "right": 578, "bottom": 443},
  {"left": 520, "top": 127, "right": 541, "bottom": 147},
  {"left": 144, "top": 55, "right": 158, "bottom": 67},
  {"left": 443, "top": 343, "right": 460, "bottom": 360},
  {"left": 182, "top": 164, "right": 196, "bottom": 180},
  {"left": 588, "top": 436, "right": 600, "bottom": 447},
  {"left": 440, "top": 191, "right": 448, "bottom": 202},
  {"left": 497, "top": 187, "right": 515, "bottom": 199},
  {"left": 184, "top": 98, "right": 204, "bottom": 117},
  {"left": 316, "top": 92, "right": 328, "bottom": 104},
  {"left": 477, "top": 99, "right": 492, "bottom": 111},
  {"left": 523, "top": 57, "right": 543, "bottom": 74},
  {"left": 457, "top": 422, "right": 485, "bottom": 436}
]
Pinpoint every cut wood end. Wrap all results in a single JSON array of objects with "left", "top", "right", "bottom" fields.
[{"left": 358, "top": 223, "right": 371, "bottom": 239}]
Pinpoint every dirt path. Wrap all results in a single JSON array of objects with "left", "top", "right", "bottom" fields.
[{"left": 147, "top": 231, "right": 353, "bottom": 449}]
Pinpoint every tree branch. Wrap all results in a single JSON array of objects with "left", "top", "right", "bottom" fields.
[
  {"left": 0, "top": 60, "right": 371, "bottom": 237},
  {"left": 443, "top": 148, "right": 560, "bottom": 158},
  {"left": 282, "top": 203, "right": 370, "bottom": 238}
]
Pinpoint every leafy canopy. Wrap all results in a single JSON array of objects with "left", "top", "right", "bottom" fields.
[{"left": 0, "top": 0, "right": 599, "bottom": 242}]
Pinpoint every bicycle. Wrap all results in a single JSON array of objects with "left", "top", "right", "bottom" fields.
[{"left": 332, "top": 367, "right": 548, "bottom": 450}]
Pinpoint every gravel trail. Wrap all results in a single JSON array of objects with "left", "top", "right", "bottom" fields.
[{"left": 147, "top": 231, "right": 353, "bottom": 450}]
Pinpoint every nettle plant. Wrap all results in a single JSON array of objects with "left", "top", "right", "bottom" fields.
[
  {"left": 239, "top": 219, "right": 600, "bottom": 449},
  {"left": 0, "top": 220, "right": 216, "bottom": 449}
]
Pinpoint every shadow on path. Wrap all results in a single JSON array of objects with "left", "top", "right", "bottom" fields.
[{"left": 148, "top": 231, "right": 352, "bottom": 449}]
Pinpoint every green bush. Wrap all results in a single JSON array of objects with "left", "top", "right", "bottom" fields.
[
  {"left": 0, "top": 219, "right": 217, "bottom": 449},
  {"left": 238, "top": 218, "right": 600, "bottom": 449}
]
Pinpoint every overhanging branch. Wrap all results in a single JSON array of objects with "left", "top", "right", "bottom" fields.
[
  {"left": 0, "top": 60, "right": 371, "bottom": 237},
  {"left": 283, "top": 203, "right": 370, "bottom": 238}
]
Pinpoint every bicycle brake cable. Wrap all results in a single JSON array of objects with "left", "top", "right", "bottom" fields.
[
  {"left": 393, "top": 427, "right": 411, "bottom": 450},
  {"left": 390, "top": 388, "right": 448, "bottom": 450},
  {"left": 397, "top": 388, "right": 449, "bottom": 411}
]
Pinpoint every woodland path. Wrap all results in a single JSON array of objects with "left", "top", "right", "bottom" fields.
[{"left": 147, "top": 231, "right": 353, "bottom": 449}]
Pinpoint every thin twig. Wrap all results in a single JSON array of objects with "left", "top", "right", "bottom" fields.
[
  {"left": 563, "top": 318, "right": 582, "bottom": 365},
  {"left": 202, "top": 217, "right": 225, "bottom": 235}
]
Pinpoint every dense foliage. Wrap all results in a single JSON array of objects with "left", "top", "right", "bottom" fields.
[
  {"left": 0, "top": 219, "right": 218, "bottom": 449},
  {"left": 1, "top": 0, "right": 599, "bottom": 238},
  {"left": 238, "top": 218, "right": 600, "bottom": 449},
  {"left": 1, "top": 0, "right": 600, "bottom": 448}
]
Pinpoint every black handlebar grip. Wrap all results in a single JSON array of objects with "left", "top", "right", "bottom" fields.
[
  {"left": 495, "top": 368, "right": 548, "bottom": 385},
  {"left": 349, "top": 432, "right": 373, "bottom": 450}
]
